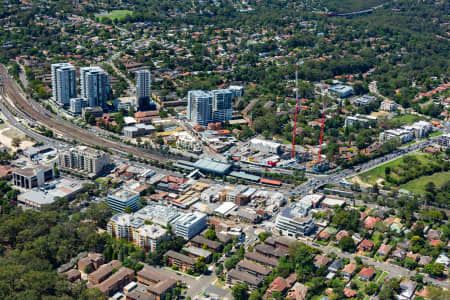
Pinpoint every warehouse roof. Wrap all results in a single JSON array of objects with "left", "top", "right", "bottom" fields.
[{"left": 193, "top": 159, "right": 231, "bottom": 174}]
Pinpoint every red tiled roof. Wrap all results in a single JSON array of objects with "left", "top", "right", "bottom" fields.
[{"left": 359, "top": 267, "right": 375, "bottom": 278}]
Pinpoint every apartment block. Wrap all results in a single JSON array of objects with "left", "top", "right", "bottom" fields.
[
  {"left": 58, "top": 146, "right": 110, "bottom": 177},
  {"left": 51, "top": 63, "right": 77, "bottom": 106}
]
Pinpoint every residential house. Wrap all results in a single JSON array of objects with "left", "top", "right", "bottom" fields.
[
  {"left": 318, "top": 231, "right": 331, "bottom": 241},
  {"left": 377, "top": 244, "right": 392, "bottom": 257},
  {"left": 398, "top": 280, "right": 417, "bottom": 300},
  {"left": 266, "top": 275, "right": 296, "bottom": 298},
  {"left": 357, "top": 240, "right": 374, "bottom": 252},
  {"left": 435, "top": 253, "right": 450, "bottom": 267},
  {"left": 287, "top": 282, "right": 308, "bottom": 300},
  {"left": 358, "top": 267, "right": 375, "bottom": 281},
  {"left": 342, "top": 262, "right": 357, "bottom": 279},
  {"left": 364, "top": 216, "right": 380, "bottom": 230},
  {"left": 418, "top": 256, "right": 433, "bottom": 266},
  {"left": 344, "top": 288, "right": 358, "bottom": 298},
  {"left": 335, "top": 230, "right": 349, "bottom": 242},
  {"left": 392, "top": 249, "right": 407, "bottom": 261},
  {"left": 314, "top": 255, "right": 331, "bottom": 268},
  {"left": 328, "top": 259, "right": 344, "bottom": 273}
]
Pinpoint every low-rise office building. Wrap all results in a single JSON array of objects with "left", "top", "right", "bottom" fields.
[
  {"left": 328, "top": 85, "right": 353, "bottom": 98},
  {"left": 276, "top": 201, "right": 316, "bottom": 237},
  {"left": 17, "top": 177, "right": 84, "bottom": 209},
  {"left": 172, "top": 212, "right": 207, "bottom": 240},
  {"left": 123, "top": 124, "right": 155, "bottom": 138},
  {"left": 13, "top": 165, "right": 54, "bottom": 189},
  {"left": 107, "top": 189, "right": 140, "bottom": 212}
]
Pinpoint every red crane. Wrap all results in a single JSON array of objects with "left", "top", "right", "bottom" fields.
[
  {"left": 291, "top": 63, "right": 301, "bottom": 159},
  {"left": 317, "top": 99, "right": 327, "bottom": 162}
]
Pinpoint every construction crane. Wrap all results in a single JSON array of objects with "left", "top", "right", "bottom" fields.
[
  {"left": 317, "top": 99, "right": 326, "bottom": 162},
  {"left": 313, "top": 98, "right": 330, "bottom": 172},
  {"left": 291, "top": 61, "right": 303, "bottom": 159}
]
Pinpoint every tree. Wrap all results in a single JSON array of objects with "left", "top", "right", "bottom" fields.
[
  {"left": 403, "top": 257, "right": 418, "bottom": 270},
  {"left": 426, "top": 286, "right": 450, "bottom": 300},
  {"left": 11, "top": 137, "right": 21, "bottom": 148},
  {"left": 258, "top": 231, "right": 272, "bottom": 242},
  {"left": 424, "top": 263, "right": 444, "bottom": 277},
  {"left": 379, "top": 278, "right": 400, "bottom": 300},
  {"left": 123, "top": 206, "right": 133, "bottom": 214},
  {"left": 365, "top": 282, "right": 379, "bottom": 295},
  {"left": 204, "top": 228, "right": 217, "bottom": 241},
  {"left": 339, "top": 236, "right": 356, "bottom": 252},
  {"left": 232, "top": 283, "right": 249, "bottom": 300},
  {"left": 195, "top": 257, "right": 206, "bottom": 274}
]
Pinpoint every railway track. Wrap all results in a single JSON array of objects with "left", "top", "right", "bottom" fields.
[{"left": 0, "top": 64, "right": 173, "bottom": 162}]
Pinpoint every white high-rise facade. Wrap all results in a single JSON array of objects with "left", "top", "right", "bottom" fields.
[
  {"left": 136, "top": 70, "right": 151, "bottom": 111},
  {"left": 212, "top": 89, "right": 233, "bottom": 122},
  {"left": 187, "top": 90, "right": 213, "bottom": 126},
  {"left": 80, "top": 67, "right": 110, "bottom": 108},
  {"left": 187, "top": 89, "right": 233, "bottom": 125},
  {"left": 51, "top": 63, "right": 77, "bottom": 106}
]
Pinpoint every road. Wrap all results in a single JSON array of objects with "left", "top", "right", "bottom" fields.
[
  {"left": 303, "top": 239, "right": 450, "bottom": 289},
  {"left": 292, "top": 136, "right": 443, "bottom": 197}
]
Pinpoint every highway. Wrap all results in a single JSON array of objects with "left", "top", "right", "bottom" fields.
[{"left": 293, "top": 136, "right": 444, "bottom": 197}]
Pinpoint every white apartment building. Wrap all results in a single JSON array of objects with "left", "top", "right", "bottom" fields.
[
  {"left": 175, "top": 131, "right": 202, "bottom": 153},
  {"left": 211, "top": 89, "right": 233, "bottom": 122},
  {"left": 133, "top": 224, "right": 167, "bottom": 252},
  {"left": 107, "top": 213, "right": 144, "bottom": 241},
  {"left": 80, "top": 66, "right": 110, "bottom": 108},
  {"left": 51, "top": 63, "right": 77, "bottom": 106},
  {"left": 250, "top": 138, "right": 281, "bottom": 154},
  {"left": 58, "top": 146, "right": 110, "bottom": 176},
  {"left": 187, "top": 90, "right": 213, "bottom": 126},
  {"left": 380, "top": 128, "right": 414, "bottom": 144},
  {"left": 380, "top": 100, "right": 398, "bottom": 112},
  {"left": 70, "top": 98, "right": 87, "bottom": 115}
]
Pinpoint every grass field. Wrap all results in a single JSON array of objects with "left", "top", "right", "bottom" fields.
[
  {"left": 96, "top": 10, "right": 132, "bottom": 21},
  {"left": 388, "top": 114, "right": 425, "bottom": 127},
  {"left": 323, "top": 0, "right": 385, "bottom": 11},
  {"left": 358, "top": 153, "right": 433, "bottom": 185},
  {"left": 400, "top": 172, "right": 450, "bottom": 195}
]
